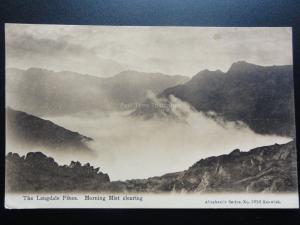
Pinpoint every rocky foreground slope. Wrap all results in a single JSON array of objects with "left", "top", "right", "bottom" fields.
[
  {"left": 6, "top": 141, "right": 298, "bottom": 193},
  {"left": 118, "top": 141, "right": 298, "bottom": 193},
  {"left": 5, "top": 152, "right": 110, "bottom": 192}
]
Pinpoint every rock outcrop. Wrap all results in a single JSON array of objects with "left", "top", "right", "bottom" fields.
[{"left": 5, "top": 152, "right": 110, "bottom": 192}]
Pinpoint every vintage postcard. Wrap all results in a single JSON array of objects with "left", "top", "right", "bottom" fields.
[{"left": 5, "top": 24, "right": 299, "bottom": 208}]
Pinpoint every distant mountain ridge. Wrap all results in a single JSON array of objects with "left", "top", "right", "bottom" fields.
[
  {"left": 134, "top": 61, "right": 295, "bottom": 137},
  {"left": 6, "top": 108, "right": 93, "bottom": 152},
  {"left": 6, "top": 140, "right": 298, "bottom": 193},
  {"left": 7, "top": 62, "right": 295, "bottom": 136},
  {"left": 6, "top": 67, "right": 189, "bottom": 116}
]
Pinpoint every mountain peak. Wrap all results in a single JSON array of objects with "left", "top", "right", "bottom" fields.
[
  {"left": 228, "top": 61, "right": 262, "bottom": 73},
  {"left": 190, "top": 69, "right": 224, "bottom": 82}
]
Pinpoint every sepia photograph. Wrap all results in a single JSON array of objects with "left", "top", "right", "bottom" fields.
[{"left": 4, "top": 24, "right": 299, "bottom": 208}]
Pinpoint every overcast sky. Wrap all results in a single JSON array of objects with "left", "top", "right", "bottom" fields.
[{"left": 5, "top": 24, "right": 293, "bottom": 77}]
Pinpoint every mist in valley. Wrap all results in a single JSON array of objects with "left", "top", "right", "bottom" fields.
[{"left": 35, "top": 96, "right": 292, "bottom": 181}]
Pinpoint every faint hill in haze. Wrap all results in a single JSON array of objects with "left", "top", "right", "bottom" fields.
[{"left": 6, "top": 68, "right": 189, "bottom": 116}]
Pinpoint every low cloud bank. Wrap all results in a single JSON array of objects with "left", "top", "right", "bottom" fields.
[{"left": 7, "top": 96, "right": 291, "bottom": 181}]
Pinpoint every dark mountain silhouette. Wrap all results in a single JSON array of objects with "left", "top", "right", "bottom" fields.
[
  {"left": 6, "top": 141, "right": 297, "bottom": 193},
  {"left": 6, "top": 68, "right": 188, "bottom": 116},
  {"left": 134, "top": 62, "right": 295, "bottom": 136},
  {"left": 6, "top": 108, "right": 93, "bottom": 152}
]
